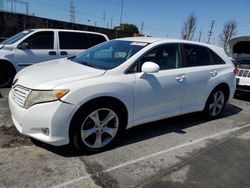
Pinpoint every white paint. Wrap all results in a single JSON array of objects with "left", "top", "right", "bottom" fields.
[{"left": 52, "top": 124, "right": 250, "bottom": 188}]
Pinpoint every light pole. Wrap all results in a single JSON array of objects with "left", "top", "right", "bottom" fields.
[{"left": 119, "top": 0, "right": 124, "bottom": 25}]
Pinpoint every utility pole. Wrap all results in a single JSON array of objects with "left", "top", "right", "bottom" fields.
[
  {"left": 103, "top": 11, "right": 106, "bottom": 28},
  {"left": 110, "top": 16, "right": 113, "bottom": 29},
  {"left": 69, "top": 1, "right": 76, "bottom": 23},
  {"left": 140, "top": 22, "right": 144, "bottom": 34},
  {"left": 119, "top": 0, "right": 124, "bottom": 25},
  {"left": 207, "top": 20, "right": 215, "bottom": 43},
  {"left": 198, "top": 30, "right": 202, "bottom": 42}
]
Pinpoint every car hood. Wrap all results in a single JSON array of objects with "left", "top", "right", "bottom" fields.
[{"left": 15, "top": 58, "right": 106, "bottom": 89}]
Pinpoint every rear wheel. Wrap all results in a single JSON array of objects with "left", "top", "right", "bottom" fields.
[
  {"left": 0, "top": 64, "right": 15, "bottom": 88},
  {"left": 204, "top": 89, "right": 226, "bottom": 118},
  {"left": 72, "top": 102, "right": 125, "bottom": 153}
]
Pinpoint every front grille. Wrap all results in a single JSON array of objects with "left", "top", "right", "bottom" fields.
[
  {"left": 238, "top": 69, "right": 250, "bottom": 78},
  {"left": 12, "top": 85, "right": 31, "bottom": 107}
]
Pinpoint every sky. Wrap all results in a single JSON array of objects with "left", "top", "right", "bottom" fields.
[{"left": 2, "top": 0, "right": 250, "bottom": 44}]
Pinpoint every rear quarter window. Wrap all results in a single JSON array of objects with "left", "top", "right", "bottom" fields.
[{"left": 210, "top": 50, "right": 226, "bottom": 65}]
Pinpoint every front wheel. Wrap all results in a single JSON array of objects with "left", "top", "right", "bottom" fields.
[
  {"left": 203, "top": 89, "right": 226, "bottom": 118},
  {"left": 72, "top": 103, "right": 125, "bottom": 153}
]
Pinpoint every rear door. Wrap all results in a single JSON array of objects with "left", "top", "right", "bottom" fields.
[
  {"left": 180, "top": 44, "right": 226, "bottom": 114},
  {"left": 14, "top": 31, "right": 57, "bottom": 68}
]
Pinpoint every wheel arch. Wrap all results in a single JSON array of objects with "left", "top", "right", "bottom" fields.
[
  {"left": 0, "top": 59, "right": 17, "bottom": 74},
  {"left": 68, "top": 96, "right": 129, "bottom": 143},
  {"left": 204, "top": 82, "right": 230, "bottom": 111}
]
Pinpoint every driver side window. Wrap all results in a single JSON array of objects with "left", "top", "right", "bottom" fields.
[
  {"left": 21, "top": 31, "right": 54, "bottom": 50},
  {"left": 130, "top": 44, "right": 181, "bottom": 73}
]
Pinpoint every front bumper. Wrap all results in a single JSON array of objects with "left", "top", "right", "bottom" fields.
[
  {"left": 236, "top": 77, "right": 250, "bottom": 93},
  {"left": 9, "top": 91, "right": 78, "bottom": 146}
]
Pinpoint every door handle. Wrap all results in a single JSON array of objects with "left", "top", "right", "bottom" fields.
[
  {"left": 60, "top": 51, "right": 68, "bottom": 56},
  {"left": 176, "top": 75, "right": 186, "bottom": 81},
  {"left": 210, "top": 70, "right": 217, "bottom": 77},
  {"left": 48, "top": 51, "right": 57, "bottom": 56}
]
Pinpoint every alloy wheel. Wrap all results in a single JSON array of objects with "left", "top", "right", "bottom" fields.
[
  {"left": 80, "top": 108, "right": 119, "bottom": 149},
  {"left": 208, "top": 91, "right": 225, "bottom": 117}
]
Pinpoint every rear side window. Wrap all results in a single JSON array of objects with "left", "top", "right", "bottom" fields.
[
  {"left": 183, "top": 44, "right": 211, "bottom": 67},
  {"left": 22, "top": 31, "right": 54, "bottom": 49},
  {"left": 89, "top": 34, "right": 107, "bottom": 46},
  {"left": 59, "top": 32, "right": 91, "bottom": 49},
  {"left": 210, "top": 50, "right": 226, "bottom": 65}
]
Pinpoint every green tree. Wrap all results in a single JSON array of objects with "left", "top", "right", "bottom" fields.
[{"left": 114, "top": 23, "right": 139, "bottom": 33}]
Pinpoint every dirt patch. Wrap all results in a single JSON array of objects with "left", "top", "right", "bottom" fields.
[{"left": 0, "top": 125, "right": 32, "bottom": 148}]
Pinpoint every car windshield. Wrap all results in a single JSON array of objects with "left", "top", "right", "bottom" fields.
[
  {"left": 1, "top": 30, "right": 33, "bottom": 44},
  {"left": 71, "top": 40, "right": 149, "bottom": 70}
]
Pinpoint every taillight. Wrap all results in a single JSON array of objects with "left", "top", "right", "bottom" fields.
[{"left": 233, "top": 66, "right": 239, "bottom": 76}]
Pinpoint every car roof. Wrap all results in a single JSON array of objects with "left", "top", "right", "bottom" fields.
[
  {"left": 116, "top": 37, "right": 221, "bottom": 49},
  {"left": 29, "top": 28, "right": 108, "bottom": 37},
  {"left": 114, "top": 37, "right": 224, "bottom": 51}
]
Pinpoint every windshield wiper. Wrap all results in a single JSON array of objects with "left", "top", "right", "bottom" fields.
[{"left": 78, "top": 61, "right": 99, "bottom": 69}]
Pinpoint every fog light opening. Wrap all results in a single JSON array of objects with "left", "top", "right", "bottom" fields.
[{"left": 41, "top": 128, "right": 50, "bottom": 136}]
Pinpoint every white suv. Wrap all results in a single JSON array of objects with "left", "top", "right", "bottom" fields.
[
  {"left": 0, "top": 29, "right": 109, "bottom": 87},
  {"left": 9, "top": 38, "right": 236, "bottom": 152}
]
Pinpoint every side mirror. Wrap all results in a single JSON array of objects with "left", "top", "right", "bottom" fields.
[
  {"left": 18, "top": 42, "right": 30, "bottom": 49},
  {"left": 141, "top": 62, "right": 160, "bottom": 73}
]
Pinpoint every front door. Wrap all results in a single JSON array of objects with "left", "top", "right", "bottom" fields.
[
  {"left": 14, "top": 31, "right": 58, "bottom": 69},
  {"left": 133, "top": 44, "right": 186, "bottom": 126}
]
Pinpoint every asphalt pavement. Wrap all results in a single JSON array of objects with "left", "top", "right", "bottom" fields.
[{"left": 0, "top": 88, "right": 250, "bottom": 188}]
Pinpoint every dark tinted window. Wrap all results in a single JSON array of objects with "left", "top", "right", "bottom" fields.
[
  {"left": 59, "top": 32, "right": 91, "bottom": 49},
  {"left": 23, "top": 31, "right": 54, "bottom": 49},
  {"left": 183, "top": 44, "right": 211, "bottom": 67},
  {"left": 140, "top": 44, "right": 181, "bottom": 70},
  {"left": 210, "top": 50, "right": 226, "bottom": 65},
  {"left": 89, "top": 34, "right": 107, "bottom": 46}
]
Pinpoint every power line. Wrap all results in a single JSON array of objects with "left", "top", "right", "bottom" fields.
[{"left": 207, "top": 20, "right": 215, "bottom": 43}]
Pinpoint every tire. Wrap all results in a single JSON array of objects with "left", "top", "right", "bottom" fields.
[
  {"left": 0, "top": 64, "right": 15, "bottom": 88},
  {"left": 71, "top": 102, "right": 125, "bottom": 153},
  {"left": 203, "top": 88, "right": 226, "bottom": 119}
]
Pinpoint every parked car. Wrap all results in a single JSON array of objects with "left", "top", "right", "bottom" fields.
[
  {"left": 229, "top": 36, "right": 250, "bottom": 94},
  {"left": 0, "top": 29, "right": 109, "bottom": 87},
  {"left": 9, "top": 37, "right": 236, "bottom": 153}
]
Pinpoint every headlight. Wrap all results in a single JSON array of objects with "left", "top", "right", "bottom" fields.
[{"left": 24, "top": 89, "right": 69, "bottom": 109}]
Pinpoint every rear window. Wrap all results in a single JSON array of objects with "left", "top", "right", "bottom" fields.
[
  {"left": 183, "top": 44, "right": 211, "bottom": 67},
  {"left": 59, "top": 32, "right": 91, "bottom": 49}
]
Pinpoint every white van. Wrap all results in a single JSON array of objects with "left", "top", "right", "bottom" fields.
[{"left": 0, "top": 29, "right": 109, "bottom": 87}]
